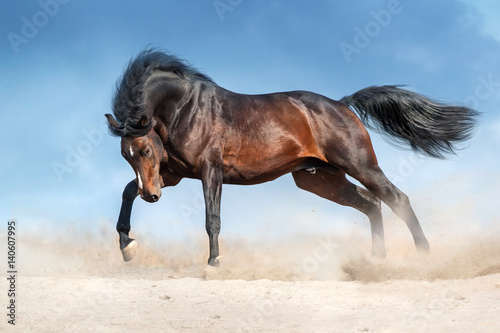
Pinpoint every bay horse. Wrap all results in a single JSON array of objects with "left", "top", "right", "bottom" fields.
[{"left": 105, "top": 49, "right": 478, "bottom": 266}]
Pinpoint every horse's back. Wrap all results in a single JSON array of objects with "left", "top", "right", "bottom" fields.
[
  {"left": 213, "top": 87, "right": 371, "bottom": 153},
  {"left": 209, "top": 87, "right": 373, "bottom": 183},
  {"left": 215, "top": 88, "right": 355, "bottom": 128},
  {"left": 258, "top": 90, "right": 371, "bottom": 150}
]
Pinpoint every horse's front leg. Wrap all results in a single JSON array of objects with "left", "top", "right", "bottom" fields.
[
  {"left": 116, "top": 179, "right": 139, "bottom": 262},
  {"left": 201, "top": 165, "right": 223, "bottom": 267}
]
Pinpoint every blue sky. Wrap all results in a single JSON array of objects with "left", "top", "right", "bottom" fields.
[{"left": 1, "top": 0, "right": 499, "bottom": 245}]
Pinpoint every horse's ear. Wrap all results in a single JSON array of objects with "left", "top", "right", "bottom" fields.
[
  {"left": 105, "top": 114, "right": 120, "bottom": 129},
  {"left": 138, "top": 115, "right": 150, "bottom": 127}
]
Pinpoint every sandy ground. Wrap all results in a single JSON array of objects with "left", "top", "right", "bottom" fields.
[{"left": 1, "top": 224, "right": 499, "bottom": 333}]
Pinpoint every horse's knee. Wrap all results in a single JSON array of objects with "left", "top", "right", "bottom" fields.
[
  {"left": 397, "top": 191, "right": 410, "bottom": 205},
  {"left": 356, "top": 187, "right": 381, "bottom": 210},
  {"left": 388, "top": 189, "right": 412, "bottom": 214},
  {"left": 122, "top": 180, "right": 139, "bottom": 201}
]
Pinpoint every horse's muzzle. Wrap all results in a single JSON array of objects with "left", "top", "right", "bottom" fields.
[{"left": 141, "top": 191, "right": 161, "bottom": 203}]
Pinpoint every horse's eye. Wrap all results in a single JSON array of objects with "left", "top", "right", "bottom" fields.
[{"left": 142, "top": 148, "right": 151, "bottom": 157}]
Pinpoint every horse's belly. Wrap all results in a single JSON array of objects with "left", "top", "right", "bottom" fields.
[
  {"left": 222, "top": 156, "right": 335, "bottom": 185},
  {"left": 222, "top": 165, "right": 295, "bottom": 185}
]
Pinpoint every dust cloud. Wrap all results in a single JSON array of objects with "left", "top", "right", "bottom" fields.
[{"left": 18, "top": 218, "right": 500, "bottom": 283}]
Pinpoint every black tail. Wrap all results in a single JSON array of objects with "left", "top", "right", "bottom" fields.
[{"left": 340, "top": 85, "right": 479, "bottom": 158}]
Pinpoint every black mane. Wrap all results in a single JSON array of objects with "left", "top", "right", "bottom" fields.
[{"left": 109, "top": 48, "right": 214, "bottom": 137}]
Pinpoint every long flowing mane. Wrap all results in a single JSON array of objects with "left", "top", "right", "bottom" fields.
[{"left": 109, "top": 48, "right": 214, "bottom": 137}]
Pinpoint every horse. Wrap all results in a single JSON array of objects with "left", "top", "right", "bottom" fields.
[{"left": 105, "top": 49, "right": 478, "bottom": 266}]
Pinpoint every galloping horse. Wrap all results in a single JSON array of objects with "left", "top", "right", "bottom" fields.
[{"left": 106, "top": 49, "right": 477, "bottom": 266}]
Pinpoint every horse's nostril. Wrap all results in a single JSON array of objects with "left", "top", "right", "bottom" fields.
[{"left": 151, "top": 194, "right": 159, "bottom": 202}]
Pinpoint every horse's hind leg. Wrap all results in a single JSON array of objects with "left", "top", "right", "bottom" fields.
[
  {"left": 319, "top": 107, "right": 430, "bottom": 255},
  {"left": 349, "top": 165, "right": 430, "bottom": 255},
  {"left": 116, "top": 180, "right": 139, "bottom": 262},
  {"left": 292, "top": 169, "right": 386, "bottom": 257}
]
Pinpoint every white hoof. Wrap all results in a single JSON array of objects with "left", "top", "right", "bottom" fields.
[{"left": 121, "top": 240, "right": 138, "bottom": 262}]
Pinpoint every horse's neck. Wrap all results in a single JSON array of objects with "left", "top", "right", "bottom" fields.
[{"left": 146, "top": 73, "right": 191, "bottom": 127}]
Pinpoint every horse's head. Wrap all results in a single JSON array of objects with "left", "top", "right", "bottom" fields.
[{"left": 106, "top": 114, "right": 165, "bottom": 203}]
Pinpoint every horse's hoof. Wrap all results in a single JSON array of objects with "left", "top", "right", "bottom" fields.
[
  {"left": 121, "top": 240, "right": 138, "bottom": 262},
  {"left": 208, "top": 255, "right": 222, "bottom": 267}
]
